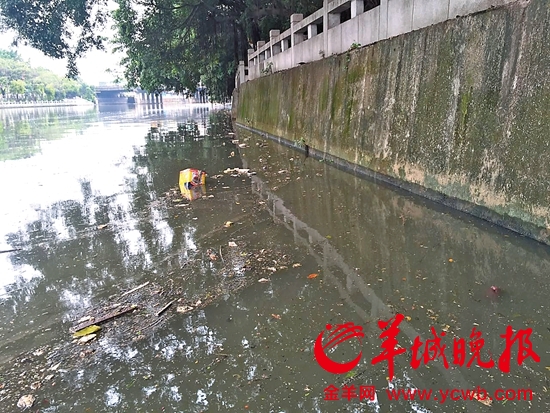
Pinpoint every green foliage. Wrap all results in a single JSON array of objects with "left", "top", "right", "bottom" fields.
[
  {"left": 261, "top": 62, "right": 273, "bottom": 76},
  {"left": 0, "top": 49, "right": 95, "bottom": 101},
  {"left": 112, "top": 0, "right": 323, "bottom": 101},
  {"left": 0, "top": 0, "right": 323, "bottom": 100},
  {"left": 0, "top": 0, "right": 107, "bottom": 78}
]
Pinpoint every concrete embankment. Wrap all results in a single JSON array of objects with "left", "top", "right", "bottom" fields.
[{"left": 234, "top": 0, "right": 550, "bottom": 245}]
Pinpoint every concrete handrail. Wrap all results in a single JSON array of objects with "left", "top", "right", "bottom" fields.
[{"left": 239, "top": 0, "right": 516, "bottom": 87}]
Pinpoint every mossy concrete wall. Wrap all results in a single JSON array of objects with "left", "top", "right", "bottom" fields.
[{"left": 234, "top": 0, "right": 550, "bottom": 245}]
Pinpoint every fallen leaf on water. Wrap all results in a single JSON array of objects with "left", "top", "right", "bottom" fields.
[
  {"left": 228, "top": 241, "right": 237, "bottom": 247},
  {"left": 30, "top": 382, "right": 41, "bottom": 390},
  {"left": 224, "top": 221, "right": 233, "bottom": 228},
  {"left": 545, "top": 367, "right": 550, "bottom": 371},
  {"left": 48, "top": 363, "right": 61, "bottom": 371},
  {"left": 73, "top": 325, "right": 101, "bottom": 338},
  {"left": 80, "top": 349, "right": 94, "bottom": 358},
  {"left": 17, "top": 395, "right": 35, "bottom": 409},
  {"left": 97, "top": 224, "right": 108, "bottom": 230},
  {"left": 177, "top": 305, "right": 194, "bottom": 314},
  {"left": 76, "top": 316, "right": 94, "bottom": 324},
  {"left": 472, "top": 393, "right": 492, "bottom": 406},
  {"left": 258, "top": 278, "right": 270, "bottom": 283},
  {"left": 271, "top": 314, "right": 281, "bottom": 320},
  {"left": 292, "top": 263, "right": 302, "bottom": 268},
  {"left": 405, "top": 316, "right": 412, "bottom": 322},
  {"left": 307, "top": 273, "right": 319, "bottom": 279}
]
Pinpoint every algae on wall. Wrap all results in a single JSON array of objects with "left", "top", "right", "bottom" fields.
[{"left": 235, "top": 0, "right": 550, "bottom": 244}]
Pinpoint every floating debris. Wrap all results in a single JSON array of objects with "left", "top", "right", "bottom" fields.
[
  {"left": 78, "top": 334, "right": 97, "bottom": 344},
  {"left": 17, "top": 395, "right": 35, "bottom": 409},
  {"left": 156, "top": 300, "right": 176, "bottom": 317},
  {"left": 120, "top": 281, "right": 150, "bottom": 298},
  {"left": 176, "top": 305, "right": 194, "bottom": 314},
  {"left": 72, "top": 325, "right": 101, "bottom": 338}
]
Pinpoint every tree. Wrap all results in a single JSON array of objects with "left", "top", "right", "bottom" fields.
[
  {"left": 44, "top": 84, "right": 56, "bottom": 101},
  {"left": 10, "top": 79, "right": 25, "bottom": 99},
  {"left": 0, "top": 0, "right": 108, "bottom": 78},
  {"left": 0, "top": 0, "right": 323, "bottom": 99},
  {"left": 112, "top": 0, "right": 323, "bottom": 100},
  {"left": 0, "top": 49, "right": 95, "bottom": 102}
]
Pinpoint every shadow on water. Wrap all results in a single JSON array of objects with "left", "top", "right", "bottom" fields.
[{"left": 0, "top": 109, "right": 549, "bottom": 412}]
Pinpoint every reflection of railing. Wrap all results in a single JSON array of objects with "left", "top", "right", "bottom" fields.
[
  {"left": 239, "top": 0, "right": 516, "bottom": 86},
  {"left": 246, "top": 171, "right": 475, "bottom": 397}
]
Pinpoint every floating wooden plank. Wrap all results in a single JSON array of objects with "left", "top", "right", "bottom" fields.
[
  {"left": 70, "top": 305, "right": 138, "bottom": 333},
  {"left": 156, "top": 300, "right": 176, "bottom": 317},
  {"left": 120, "top": 281, "right": 150, "bottom": 298}
]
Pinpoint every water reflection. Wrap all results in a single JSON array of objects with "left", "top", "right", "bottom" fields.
[
  {"left": 1, "top": 107, "right": 549, "bottom": 412},
  {"left": 0, "top": 106, "right": 98, "bottom": 161},
  {"left": 0, "top": 107, "right": 239, "bottom": 365}
]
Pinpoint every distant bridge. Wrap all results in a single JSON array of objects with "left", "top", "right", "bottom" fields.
[
  {"left": 94, "top": 84, "right": 208, "bottom": 105},
  {"left": 94, "top": 85, "right": 133, "bottom": 106}
]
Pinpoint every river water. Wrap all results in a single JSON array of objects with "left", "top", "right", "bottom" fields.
[{"left": 0, "top": 105, "right": 549, "bottom": 412}]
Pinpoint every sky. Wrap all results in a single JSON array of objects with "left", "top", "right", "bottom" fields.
[{"left": 0, "top": 30, "right": 123, "bottom": 86}]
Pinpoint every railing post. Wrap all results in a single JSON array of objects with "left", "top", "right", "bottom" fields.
[
  {"left": 290, "top": 14, "right": 304, "bottom": 47},
  {"left": 247, "top": 49, "right": 255, "bottom": 80},
  {"left": 291, "top": 13, "right": 304, "bottom": 68},
  {"left": 270, "top": 30, "right": 281, "bottom": 57},
  {"left": 323, "top": 0, "right": 329, "bottom": 55},
  {"left": 351, "top": 0, "right": 364, "bottom": 18},
  {"left": 238, "top": 61, "right": 246, "bottom": 85},
  {"left": 379, "top": 0, "right": 389, "bottom": 39},
  {"left": 307, "top": 23, "right": 318, "bottom": 39},
  {"left": 257, "top": 41, "right": 266, "bottom": 62}
]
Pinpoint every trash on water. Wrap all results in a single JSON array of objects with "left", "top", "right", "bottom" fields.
[
  {"left": 78, "top": 333, "right": 97, "bottom": 344},
  {"left": 72, "top": 325, "right": 101, "bottom": 338},
  {"left": 179, "top": 168, "right": 207, "bottom": 201},
  {"left": 17, "top": 394, "right": 35, "bottom": 409}
]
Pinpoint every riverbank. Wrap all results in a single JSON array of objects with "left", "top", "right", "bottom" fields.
[
  {"left": 0, "top": 98, "right": 95, "bottom": 110},
  {"left": 234, "top": 0, "right": 550, "bottom": 246}
]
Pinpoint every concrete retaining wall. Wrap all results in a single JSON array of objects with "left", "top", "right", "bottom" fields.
[{"left": 234, "top": 0, "right": 550, "bottom": 245}]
